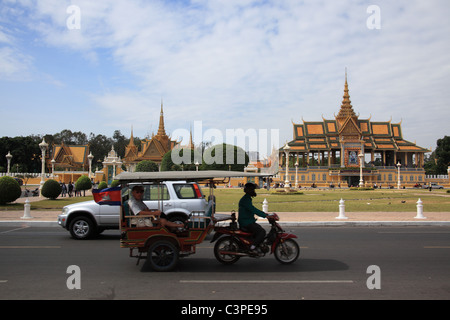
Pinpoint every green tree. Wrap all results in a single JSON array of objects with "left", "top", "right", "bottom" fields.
[
  {"left": 161, "top": 148, "right": 199, "bottom": 171},
  {"left": 201, "top": 143, "right": 249, "bottom": 171},
  {"left": 0, "top": 136, "right": 41, "bottom": 173},
  {"left": 425, "top": 136, "right": 450, "bottom": 175},
  {"left": 435, "top": 136, "right": 450, "bottom": 175},
  {"left": 76, "top": 175, "right": 92, "bottom": 196},
  {"left": 88, "top": 133, "right": 113, "bottom": 171},
  {"left": 135, "top": 160, "right": 159, "bottom": 172}
]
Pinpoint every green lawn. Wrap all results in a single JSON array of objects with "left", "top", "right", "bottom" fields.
[
  {"left": 209, "top": 188, "right": 450, "bottom": 212},
  {"left": 0, "top": 196, "right": 93, "bottom": 211},
  {"left": 1, "top": 188, "right": 449, "bottom": 213}
]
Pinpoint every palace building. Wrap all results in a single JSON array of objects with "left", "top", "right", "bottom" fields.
[{"left": 279, "top": 73, "right": 430, "bottom": 188}]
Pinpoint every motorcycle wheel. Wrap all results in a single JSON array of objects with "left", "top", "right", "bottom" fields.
[
  {"left": 214, "top": 236, "right": 241, "bottom": 265},
  {"left": 274, "top": 239, "right": 300, "bottom": 264}
]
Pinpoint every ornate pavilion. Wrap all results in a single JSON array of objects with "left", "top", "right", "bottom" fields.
[
  {"left": 123, "top": 102, "right": 178, "bottom": 172},
  {"left": 279, "top": 73, "right": 430, "bottom": 188}
]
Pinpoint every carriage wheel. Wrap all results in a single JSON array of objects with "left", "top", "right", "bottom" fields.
[{"left": 147, "top": 240, "right": 179, "bottom": 272}]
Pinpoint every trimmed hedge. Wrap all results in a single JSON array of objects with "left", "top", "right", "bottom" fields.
[
  {"left": 0, "top": 176, "right": 22, "bottom": 204},
  {"left": 41, "top": 179, "right": 62, "bottom": 200},
  {"left": 98, "top": 181, "right": 108, "bottom": 190}
]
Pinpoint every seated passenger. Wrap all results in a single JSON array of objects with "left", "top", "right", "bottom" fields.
[{"left": 129, "top": 185, "right": 185, "bottom": 231}]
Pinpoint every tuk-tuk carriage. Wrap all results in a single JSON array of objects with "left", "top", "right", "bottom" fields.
[{"left": 115, "top": 170, "right": 271, "bottom": 271}]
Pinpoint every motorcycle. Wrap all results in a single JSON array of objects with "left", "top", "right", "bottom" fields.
[{"left": 211, "top": 212, "right": 299, "bottom": 265}]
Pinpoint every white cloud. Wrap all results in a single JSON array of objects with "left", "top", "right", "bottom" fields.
[{"left": 1, "top": 0, "right": 449, "bottom": 152}]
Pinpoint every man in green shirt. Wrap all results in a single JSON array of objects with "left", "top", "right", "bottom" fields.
[{"left": 238, "top": 182, "right": 268, "bottom": 252}]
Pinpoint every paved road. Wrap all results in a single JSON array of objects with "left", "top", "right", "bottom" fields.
[{"left": 1, "top": 226, "right": 449, "bottom": 301}]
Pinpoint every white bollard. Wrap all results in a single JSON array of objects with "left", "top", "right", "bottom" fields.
[
  {"left": 262, "top": 198, "right": 268, "bottom": 213},
  {"left": 21, "top": 198, "right": 33, "bottom": 219},
  {"left": 336, "top": 198, "right": 348, "bottom": 219},
  {"left": 415, "top": 198, "right": 426, "bottom": 219}
]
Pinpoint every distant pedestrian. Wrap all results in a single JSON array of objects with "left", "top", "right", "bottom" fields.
[
  {"left": 68, "top": 181, "right": 73, "bottom": 197},
  {"left": 61, "top": 182, "right": 67, "bottom": 197}
]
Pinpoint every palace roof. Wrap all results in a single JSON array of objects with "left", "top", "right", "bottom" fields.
[{"left": 284, "top": 72, "right": 428, "bottom": 153}]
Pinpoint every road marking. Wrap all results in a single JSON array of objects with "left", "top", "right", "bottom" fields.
[
  {"left": 0, "top": 226, "right": 30, "bottom": 234},
  {"left": 197, "top": 246, "right": 309, "bottom": 249},
  {"left": 378, "top": 232, "right": 450, "bottom": 234},
  {"left": 180, "top": 280, "right": 353, "bottom": 284},
  {"left": 0, "top": 280, "right": 7, "bottom": 283},
  {"left": 423, "top": 246, "right": 450, "bottom": 249},
  {"left": 0, "top": 246, "right": 61, "bottom": 249}
]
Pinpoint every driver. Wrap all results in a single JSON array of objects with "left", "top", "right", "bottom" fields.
[
  {"left": 238, "top": 182, "right": 268, "bottom": 253},
  {"left": 129, "top": 185, "right": 186, "bottom": 231}
]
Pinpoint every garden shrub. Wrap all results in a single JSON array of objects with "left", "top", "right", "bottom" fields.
[
  {"left": 110, "top": 180, "right": 120, "bottom": 187},
  {"left": 0, "top": 176, "right": 22, "bottom": 204},
  {"left": 98, "top": 181, "right": 108, "bottom": 190},
  {"left": 41, "top": 179, "right": 62, "bottom": 200}
]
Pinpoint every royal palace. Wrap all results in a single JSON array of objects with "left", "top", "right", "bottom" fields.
[{"left": 277, "top": 73, "right": 430, "bottom": 188}]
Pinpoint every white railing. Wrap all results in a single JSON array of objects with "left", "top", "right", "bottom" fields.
[
  {"left": 426, "top": 175, "right": 449, "bottom": 180},
  {"left": 0, "top": 172, "right": 44, "bottom": 178}
]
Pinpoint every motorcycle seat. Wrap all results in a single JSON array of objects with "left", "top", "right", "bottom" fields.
[{"left": 235, "top": 228, "right": 252, "bottom": 237}]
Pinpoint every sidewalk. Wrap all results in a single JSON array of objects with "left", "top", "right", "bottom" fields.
[{"left": 1, "top": 205, "right": 450, "bottom": 227}]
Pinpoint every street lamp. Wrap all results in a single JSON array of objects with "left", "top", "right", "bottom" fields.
[
  {"left": 112, "top": 159, "right": 116, "bottom": 180},
  {"left": 39, "top": 138, "right": 48, "bottom": 192},
  {"left": 397, "top": 162, "right": 401, "bottom": 189},
  {"left": 88, "top": 152, "right": 94, "bottom": 178},
  {"left": 5, "top": 151, "right": 12, "bottom": 176},
  {"left": 51, "top": 158, "right": 55, "bottom": 178},
  {"left": 358, "top": 152, "right": 364, "bottom": 188},
  {"left": 283, "top": 143, "right": 291, "bottom": 192}
]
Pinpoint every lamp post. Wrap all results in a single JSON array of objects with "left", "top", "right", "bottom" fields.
[
  {"left": 6, "top": 151, "right": 12, "bottom": 176},
  {"left": 283, "top": 143, "right": 291, "bottom": 192},
  {"left": 294, "top": 160, "right": 299, "bottom": 189},
  {"left": 39, "top": 138, "right": 48, "bottom": 193},
  {"left": 112, "top": 159, "right": 116, "bottom": 180},
  {"left": 88, "top": 152, "right": 94, "bottom": 178},
  {"left": 51, "top": 158, "right": 55, "bottom": 178},
  {"left": 358, "top": 152, "right": 364, "bottom": 188},
  {"left": 397, "top": 162, "right": 401, "bottom": 189}
]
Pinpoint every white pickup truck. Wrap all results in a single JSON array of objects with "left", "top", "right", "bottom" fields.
[{"left": 58, "top": 181, "right": 211, "bottom": 239}]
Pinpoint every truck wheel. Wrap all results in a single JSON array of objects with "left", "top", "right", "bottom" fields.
[
  {"left": 147, "top": 240, "right": 179, "bottom": 272},
  {"left": 69, "top": 216, "right": 96, "bottom": 240}
]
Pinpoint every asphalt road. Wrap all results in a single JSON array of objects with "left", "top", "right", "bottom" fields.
[{"left": 1, "top": 225, "right": 449, "bottom": 301}]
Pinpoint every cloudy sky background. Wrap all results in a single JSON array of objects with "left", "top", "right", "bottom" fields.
[{"left": 1, "top": 0, "right": 449, "bottom": 157}]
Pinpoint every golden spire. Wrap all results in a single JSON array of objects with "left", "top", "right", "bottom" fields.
[
  {"left": 128, "top": 126, "right": 135, "bottom": 146},
  {"left": 157, "top": 99, "right": 166, "bottom": 137},
  {"left": 336, "top": 69, "right": 357, "bottom": 120}
]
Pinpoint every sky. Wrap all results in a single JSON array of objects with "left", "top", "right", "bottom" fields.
[{"left": 1, "top": 0, "right": 449, "bottom": 158}]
